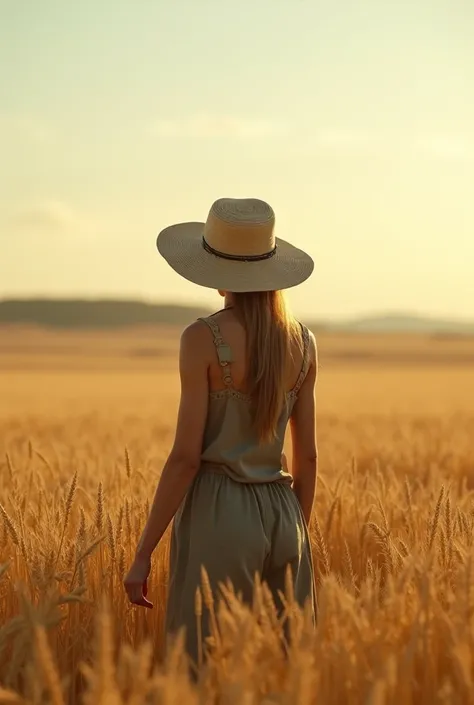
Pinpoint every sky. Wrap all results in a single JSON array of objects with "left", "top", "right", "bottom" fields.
[{"left": 1, "top": 0, "right": 473, "bottom": 321}]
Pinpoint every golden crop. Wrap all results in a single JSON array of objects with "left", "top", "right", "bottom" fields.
[{"left": 1, "top": 326, "right": 474, "bottom": 704}]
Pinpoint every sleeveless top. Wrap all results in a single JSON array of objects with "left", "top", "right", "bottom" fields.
[{"left": 198, "top": 314, "right": 311, "bottom": 485}]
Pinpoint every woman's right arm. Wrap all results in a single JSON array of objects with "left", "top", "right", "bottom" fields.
[{"left": 289, "top": 333, "right": 318, "bottom": 524}]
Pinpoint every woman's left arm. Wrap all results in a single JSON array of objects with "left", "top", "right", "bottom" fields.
[{"left": 136, "top": 322, "right": 209, "bottom": 558}]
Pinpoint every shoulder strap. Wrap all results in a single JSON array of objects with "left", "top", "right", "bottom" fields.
[
  {"left": 292, "top": 323, "right": 311, "bottom": 395},
  {"left": 198, "top": 317, "right": 234, "bottom": 387}
]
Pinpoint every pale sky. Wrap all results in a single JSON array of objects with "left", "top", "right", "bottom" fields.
[{"left": 1, "top": 0, "right": 473, "bottom": 321}]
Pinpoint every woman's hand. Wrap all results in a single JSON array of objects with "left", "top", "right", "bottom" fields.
[{"left": 123, "top": 554, "right": 153, "bottom": 609}]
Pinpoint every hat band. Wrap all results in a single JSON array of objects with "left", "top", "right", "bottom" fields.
[{"left": 202, "top": 237, "right": 277, "bottom": 262}]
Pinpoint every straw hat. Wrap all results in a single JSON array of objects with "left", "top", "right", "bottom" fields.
[{"left": 156, "top": 197, "right": 314, "bottom": 292}]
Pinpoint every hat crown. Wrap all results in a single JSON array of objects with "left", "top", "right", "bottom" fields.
[{"left": 204, "top": 198, "right": 276, "bottom": 258}]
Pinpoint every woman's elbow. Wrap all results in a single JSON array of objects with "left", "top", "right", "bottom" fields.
[
  {"left": 293, "top": 445, "right": 318, "bottom": 465},
  {"left": 168, "top": 450, "right": 201, "bottom": 479}
]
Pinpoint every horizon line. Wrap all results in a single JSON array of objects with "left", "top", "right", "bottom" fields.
[{"left": 0, "top": 296, "right": 472, "bottom": 325}]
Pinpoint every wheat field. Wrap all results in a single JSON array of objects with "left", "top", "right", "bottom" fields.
[{"left": 1, "top": 325, "right": 474, "bottom": 704}]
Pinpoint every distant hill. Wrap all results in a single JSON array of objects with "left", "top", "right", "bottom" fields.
[
  {"left": 0, "top": 299, "right": 473, "bottom": 335},
  {"left": 331, "top": 313, "right": 474, "bottom": 336},
  {"left": 0, "top": 299, "right": 210, "bottom": 328}
]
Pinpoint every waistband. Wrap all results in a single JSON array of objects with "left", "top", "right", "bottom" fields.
[
  {"left": 199, "top": 462, "right": 293, "bottom": 485},
  {"left": 201, "top": 463, "right": 228, "bottom": 476}
]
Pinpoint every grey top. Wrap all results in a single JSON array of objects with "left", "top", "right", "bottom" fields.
[{"left": 198, "top": 315, "right": 311, "bottom": 484}]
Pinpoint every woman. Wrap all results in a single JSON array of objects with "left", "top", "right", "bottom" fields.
[{"left": 124, "top": 197, "right": 318, "bottom": 665}]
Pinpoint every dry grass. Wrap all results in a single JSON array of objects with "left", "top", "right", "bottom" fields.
[{"left": 1, "top": 326, "right": 474, "bottom": 704}]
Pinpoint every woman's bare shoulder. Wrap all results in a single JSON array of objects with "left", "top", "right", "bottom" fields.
[
  {"left": 307, "top": 327, "right": 318, "bottom": 367},
  {"left": 180, "top": 319, "right": 212, "bottom": 345},
  {"left": 178, "top": 317, "right": 223, "bottom": 364}
]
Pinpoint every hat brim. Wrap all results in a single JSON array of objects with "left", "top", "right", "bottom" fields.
[{"left": 156, "top": 222, "right": 314, "bottom": 292}]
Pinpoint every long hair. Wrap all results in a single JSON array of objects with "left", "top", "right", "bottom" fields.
[{"left": 233, "top": 290, "right": 303, "bottom": 443}]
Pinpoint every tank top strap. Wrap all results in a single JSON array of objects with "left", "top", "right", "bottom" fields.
[
  {"left": 198, "top": 316, "right": 234, "bottom": 387},
  {"left": 292, "top": 323, "right": 311, "bottom": 396}
]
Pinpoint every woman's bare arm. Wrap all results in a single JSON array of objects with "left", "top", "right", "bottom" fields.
[
  {"left": 289, "top": 333, "right": 318, "bottom": 524},
  {"left": 135, "top": 322, "right": 209, "bottom": 560}
]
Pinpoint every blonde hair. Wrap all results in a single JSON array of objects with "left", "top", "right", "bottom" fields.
[{"left": 233, "top": 291, "right": 303, "bottom": 443}]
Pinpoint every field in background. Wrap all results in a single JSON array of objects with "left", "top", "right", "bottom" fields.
[{"left": 1, "top": 325, "right": 474, "bottom": 703}]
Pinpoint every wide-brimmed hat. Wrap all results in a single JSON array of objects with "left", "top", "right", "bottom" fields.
[{"left": 156, "top": 197, "right": 314, "bottom": 292}]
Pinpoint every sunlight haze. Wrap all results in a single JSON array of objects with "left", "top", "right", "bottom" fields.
[{"left": 1, "top": 0, "right": 473, "bottom": 320}]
